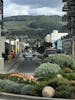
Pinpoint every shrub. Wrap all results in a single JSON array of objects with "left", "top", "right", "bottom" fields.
[
  {"left": 63, "top": 67, "right": 73, "bottom": 73},
  {"left": 8, "top": 76, "right": 23, "bottom": 83},
  {"left": 8, "top": 73, "right": 36, "bottom": 85},
  {"left": 32, "top": 77, "right": 69, "bottom": 97},
  {"left": 12, "top": 84, "right": 23, "bottom": 94},
  {"left": 21, "top": 84, "right": 35, "bottom": 95},
  {"left": 43, "top": 54, "right": 75, "bottom": 70},
  {"left": 62, "top": 73, "right": 75, "bottom": 80},
  {"left": 54, "top": 85, "right": 75, "bottom": 99},
  {"left": 35, "top": 62, "right": 61, "bottom": 77},
  {"left": 0, "top": 79, "right": 7, "bottom": 88},
  {"left": 0, "top": 79, "right": 24, "bottom": 94},
  {"left": 0, "top": 74, "right": 8, "bottom": 79},
  {"left": 3, "top": 80, "right": 18, "bottom": 93},
  {"left": 39, "top": 77, "right": 69, "bottom": 89}
]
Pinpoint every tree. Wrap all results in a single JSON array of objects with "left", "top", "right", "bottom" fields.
[{"left": 44, "top": 42, "right": 52, "bottom": 48}]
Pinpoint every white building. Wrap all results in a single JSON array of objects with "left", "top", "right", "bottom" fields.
[
  {"left": 50, "top": 30, "right": 68, "bottom": 49},
  {"left": 5, "top": 38, "right": 20, "bottom": 54},
  {"left": 51, "top": 30, "right": 68, "bottom": 42}
]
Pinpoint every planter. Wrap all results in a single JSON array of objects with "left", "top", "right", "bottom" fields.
[{"left": 0, "top": 92, "right": 74, "bottom": 100}]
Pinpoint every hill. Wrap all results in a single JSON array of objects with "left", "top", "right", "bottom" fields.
[{"left": 4, "top": 15, "right": 64, "bottom": 39}]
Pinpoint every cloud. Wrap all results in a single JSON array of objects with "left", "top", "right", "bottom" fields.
[
  {"left": 4, "top": 3, "right": 30, "bottom": 17},
  {"left": 4, "top": 0, "right": 63, "bottom": 17},
  {"left": 29, "top": 7, "right": 63, "bottom": 16},
  {"left": 11, "top": 0, "right": 62, "bottom": 8}
]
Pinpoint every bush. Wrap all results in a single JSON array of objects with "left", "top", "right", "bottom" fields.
[
  {"left": 32, "top": 77, "right": 69, "bottom": 97},
  {"left": 12, "top": 84, "right": 23, "bottom": 94},
  {"left": 0, "top": 74, "right": 8, "bottom": 79},
  {"left": 8, "top": 73, "right": 36, "bottom": 85},
  {"left": 0, "top": 79, "right": 7, "bottom": 88},
  {"left": 21, "top": 84, "right": 35, "bottom": 95},
  {"left": 62, "top": 73, "right": 75, "bottom": 80},
  {"left": 0, "top": 79, "right": 24, "bottom": 94},
  {"left": 63, "top": 67, "right": 73, "bottom": 73},
  {"left": 8, "top": 76, "right": 23, "bottom": 83},
  {"left": 35, "top": 62, "right": 61, "bottom": 78},
  {"left": 37, "top": 77, "right": 75, "bottom": 99},
  {"left": 3, "top": 80, "right": 19, "bottom": 93},
  {"left": 43, "top": 54, "right": 75, "bottom": 70},
  {"left": 54, "top": 85, "right": 75, "bottom": 99}
]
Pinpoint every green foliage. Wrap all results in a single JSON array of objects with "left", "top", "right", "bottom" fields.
[
  {"left": 0, "top": 79, "right": 7, "bottom": 88},
  {"left": 63, "top": 67, "right": 73, "bottom": 73},
  {"left": 2, "top": 80, "right": 21, "bottom": 93},
  {"left": 54, "top": 85, "right": 75, "bottom": 99},
  {"left": 0, "top": 74, "right": 8, "bottom": 79},
  {"left": 62, "top": 73, "right": 75, "bottom": 80},
  {"left": 8, "top": 76, "right": 24, "bottom": 83},
  {"left": 35, "top": 77, "right": 75, "bottom": 98},
  {"left": 8, "top": 76, "right": 36, "bottom": 85},
  {"left": 32, "top": 77, "right": 69, "bottom": 97},
  {"left": 35, "top": 62, "right": 61, "bottom": 77},
  {"left": 43, "top": 54, "right": 75, "bottom": 70},
  {"left": 21, "top": 84, "right": 35, "bottom": 95},
  {"left": 4, "top": 15, "right": 63, "bottom": 39},
  {"left": 0, "top": 79, "right": 24, "bottom": 94},
  {"left": 12, "top": 84, "right": 23, "bottom": 94}
]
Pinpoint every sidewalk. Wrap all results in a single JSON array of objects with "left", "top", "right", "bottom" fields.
[{"left": 4, "top": 55, "right": 19, "bottom": 73}]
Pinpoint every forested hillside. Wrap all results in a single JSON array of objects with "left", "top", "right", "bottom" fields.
[{"left": 4, "top": 15, "right": 64, "bottom": 39}]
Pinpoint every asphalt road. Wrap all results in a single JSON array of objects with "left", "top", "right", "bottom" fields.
[{"left": 5, "top": 55, "right": 42, "bottom": 74}]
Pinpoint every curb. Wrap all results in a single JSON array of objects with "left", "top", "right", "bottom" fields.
[{"left": 0, "top": 92, "right": 74, "bottom": 100}]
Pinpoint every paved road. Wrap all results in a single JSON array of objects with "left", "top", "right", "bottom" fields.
[{"left": 5, "top": 54, "right": 42, "bottom": 74}]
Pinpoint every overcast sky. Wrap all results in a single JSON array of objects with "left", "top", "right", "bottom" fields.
[{"left": 4, "top": 0, "right": 63, "bottom": 17}]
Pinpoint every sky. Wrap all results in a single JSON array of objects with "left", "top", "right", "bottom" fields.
[{"left": 4, "top": 0, "right": 63, "bottom": 17}]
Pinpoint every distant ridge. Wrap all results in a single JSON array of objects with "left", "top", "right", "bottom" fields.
[{"left": 4, "top": 15, "right": 64, "bottom": 39}]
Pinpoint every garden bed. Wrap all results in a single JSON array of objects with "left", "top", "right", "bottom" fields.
[{"left": 0, "top": 54, "right": 75, "bottom": 99}]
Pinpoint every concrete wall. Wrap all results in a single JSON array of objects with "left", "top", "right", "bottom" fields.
[{"left": 0, "top": 92, "right": 73, "bottom": 100}]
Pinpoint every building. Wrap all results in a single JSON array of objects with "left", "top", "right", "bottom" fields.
[
  {"left": 62, "top": 0, "right": 75, "bottom": 58},
  {"left": 51, "top": 30, "right": 68, "bottom": 49},
  {"left": 5, "top": 38, "right": 20, "bottom": 55},
  {"left": 0, "top": 0, "right": 4, "bottom": 57},
  {"left": 0, "top": 0, "right": 4, "bottom": 55},
  {"left": 0, "top": 0, "right": 3, "bottom": 36},
  {"left": 62, "top": 0, "right": 75, "bottom": 34},
  {"left": 0, "top": 0, "right": 5, "bottom": 73}
]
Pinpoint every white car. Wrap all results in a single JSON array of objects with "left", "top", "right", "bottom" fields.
[{"left": 25, "top": 51, "right": 33, "bottom": 60}]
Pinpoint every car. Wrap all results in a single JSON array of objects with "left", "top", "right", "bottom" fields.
[{"left": 24, "top": 50, "right": 33, "bottom": 60}]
